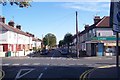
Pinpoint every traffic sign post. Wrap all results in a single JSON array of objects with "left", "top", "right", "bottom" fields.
[{"left": 110, "top": 1, "right": 120, "bottom": 79}]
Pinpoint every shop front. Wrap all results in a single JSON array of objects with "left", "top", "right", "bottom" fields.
[{"left": 86, "top": 36, "right": 120, "bottom": 56}]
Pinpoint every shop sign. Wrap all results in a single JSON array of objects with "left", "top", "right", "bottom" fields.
[
  {"left": 104, "top": 43, "right": 120, "bottom": 46},
  {"left": 92, "top": 37, "right": 120, "bottom": 41}
]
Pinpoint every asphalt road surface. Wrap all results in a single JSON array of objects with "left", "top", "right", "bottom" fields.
[{"left": 1, "top": 49, "right": 117, "bottom": 80}]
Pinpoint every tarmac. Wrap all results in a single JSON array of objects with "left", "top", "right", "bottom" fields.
[{"left": 80, "top": 65, "right": 120, "bottom": 80}]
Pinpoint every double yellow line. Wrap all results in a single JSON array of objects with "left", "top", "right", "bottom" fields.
[
  {"left": 80, "top": 68, "right": 97, "bottom": 80},
  {"left": 80, "top": 65, "right": 118, "bottom": 80}
]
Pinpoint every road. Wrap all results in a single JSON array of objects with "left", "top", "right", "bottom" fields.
[{"left": 0, "top": 49, "right": 117, "bottom": 80}]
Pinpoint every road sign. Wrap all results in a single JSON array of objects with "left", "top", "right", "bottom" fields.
[{"left": 110, "top": 1, "right": 120, "bottom": 32}]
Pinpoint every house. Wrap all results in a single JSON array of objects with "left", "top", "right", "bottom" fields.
[
  {"left": 32, "top": 37, "right": 42, "bottom": 51},
  {"left": 0, "top": 16, "right": 41, "bottom": 57},
  {"left": 73, "top": 16, "right": 120, "bottom": 56}
]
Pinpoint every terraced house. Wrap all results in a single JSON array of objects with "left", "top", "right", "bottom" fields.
[
  {"left": 73, "top": 16, "right": 120, "bottom": 56},
  {"left": 0, "top": 16, "right": 41, "bottom": 57}
]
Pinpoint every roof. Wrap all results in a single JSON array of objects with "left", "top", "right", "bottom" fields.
[
  {"left": 74, "top": 16, "right": 111, "bottom": 38},
  {"left": 0, "top": 22, "right": 31, "bottom": 37},
  {"left": 32, "top": 37, "right": 42, "bottom": 42},
  {"left": 96, "top": 16, "right": 110, "bottom": 27}
]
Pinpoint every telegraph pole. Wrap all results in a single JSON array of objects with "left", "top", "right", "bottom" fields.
[{"left": 76, "top": 11, "right": 79, "bottom": 58}]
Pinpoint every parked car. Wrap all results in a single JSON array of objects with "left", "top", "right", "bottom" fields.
[
  {"left": 40, "top": 49, "right": 49, "bottom": 55},
  {"left": 60, "top": 49, "right": 68, "bottom": 55}
]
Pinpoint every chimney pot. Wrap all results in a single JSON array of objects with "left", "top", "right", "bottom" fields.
[
  {"left": 0, "top": 16, "right": 5, "bottom": 23},
  {"left": 85, "top": 25, "right": 89, "bottom": 29},
  {"left": 94, "top": 16, "right": 100, "bottom": 24},
  {"left": 8, "top": 20, "right": 15, "bottom": 27},
  {"left": 16, "top": 25, "right": 21, "bottom": 30}
]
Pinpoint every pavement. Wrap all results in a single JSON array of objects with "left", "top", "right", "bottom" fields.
[{"left": 80, "top": 65, "right": 120, "bottom": 80}]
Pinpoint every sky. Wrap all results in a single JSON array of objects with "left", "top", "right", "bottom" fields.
[{"left": 0, "top": 2, "right": 110, "bottom": 44}]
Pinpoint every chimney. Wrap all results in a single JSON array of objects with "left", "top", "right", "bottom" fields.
[
  {"left": 8, "top": 20, "right": 15, "bottom": 27},
  {"left": 0, "top": 16, "right": 5, "bottom": 23},
  {"left": 16, "top": 25, "right": 21, "bottom": 30},
  {"left": 94, "top": 16, "right": 100, "bottom": 24},
  {"left": 32, "top": 34, "right": 34, "bottom": 37},
  {"left": 85, "top": 25, "right": 89, "bottom": 29}
]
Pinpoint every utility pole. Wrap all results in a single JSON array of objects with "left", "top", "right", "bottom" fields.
[
  {"left": 76, "top": 11, "right": 79, "bottom": 58},
  {"left": 47, "top": 35, "right": 49, "bottom": 49}
]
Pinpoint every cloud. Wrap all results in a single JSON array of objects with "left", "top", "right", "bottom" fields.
[
  {"left": 61, "top": 2, "right": 110, "bottom": 12},
  {"left": 32, "top": 0, "right": 110, "bottom": 2}
]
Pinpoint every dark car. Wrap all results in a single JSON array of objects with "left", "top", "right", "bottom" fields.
[
  {"left": 40, "top": 49, "right": 49, "bottom": 55},
  {"left": 60, "top": 49, "right": 68, "bottom": 55}
]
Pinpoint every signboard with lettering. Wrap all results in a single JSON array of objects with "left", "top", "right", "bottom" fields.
[
  {"left": 92, "top": 37, "right": 120, "bottom": 41},
  {"left": 110, "top": 1, "right": 120, "bottom": 32}
]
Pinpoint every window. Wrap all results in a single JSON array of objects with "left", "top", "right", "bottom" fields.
[
  {"left": 98, "top": 33, "right": 100, "bottom": 36},
  {"left": 105, "top": 46, "right": 115, "bottom": 53},
  {"left": 92, "top": 29, "right": 96, "bottom": 37}
]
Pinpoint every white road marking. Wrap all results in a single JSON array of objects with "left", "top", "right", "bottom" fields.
[
  {"left": 2, "top": 63, "right": 10, "bottom": 66},
  {"left": 15, "top": 68, "right": 34, "bottom": 80},
  {"left": 67, "top": 58, "right": 72, "bottom": 60},
  {"left": 51, "top": 52, "right": 56, "bottom": 59},
  {"left": 22, "top": 63, "right": 30, "bottom": 66},
  {"left": 46, "top": 64, "right": 50, "bottom": 66},
  {"left": 72, "top": 59, "right": 77, "bottom": 60},
  {"left": 37, "top": 73, "right": 43, "bottom": 80},
  {"left": 61, "top": 58, "right": 66, "bottom": 60},
  {"left": 50, "top": 57, "right": 54, "bottom": 59},
  {"left": 33, "top": 63, "right": 40, "bottom": 65},
  {"left": 44, "top": 67, "right": 48, "bottom": 70},
  {"left": 12, "top": 64, "right": 20, "bottom": 66}
]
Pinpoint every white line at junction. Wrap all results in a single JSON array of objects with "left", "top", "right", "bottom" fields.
[{"left": 37, "top": 73, "right": 43, "bottom": 80}]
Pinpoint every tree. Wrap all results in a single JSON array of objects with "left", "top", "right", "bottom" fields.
[
  {"left": 0, "top": 1, "right": 31, "bottom": 8},
  {"left": 58, "top": 40, "right": 64, "bottom": 48},
  {"left": 64, "top": 33, "right": 73, "bottom": 53},
  {"left": 43, "top": 33, "right": 56, "bottom": 48}
]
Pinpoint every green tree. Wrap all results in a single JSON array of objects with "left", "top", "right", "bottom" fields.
[
  {"left": 43, "top": 33, "right": 56, "bottom": 48},
  {"left": 64, "top": 33, "right": 73, "bottom": 53},
  {"left": 58, "top": 40, "right": 64, "bottom": 48},
  {"left": 0, "top": 1, "right": 31, "bottom": 8}
]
